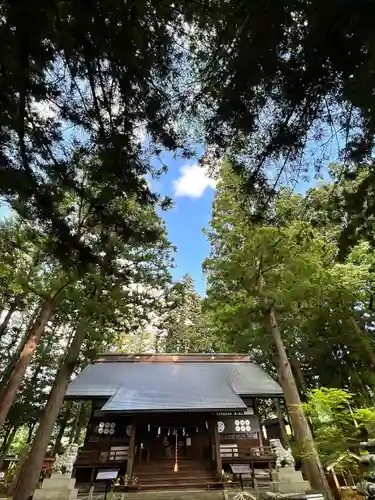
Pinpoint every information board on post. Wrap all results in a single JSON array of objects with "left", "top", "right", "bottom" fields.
[
  {"left": 230, "top": 464, "right": 251, "bottom": 475},
  {"left": 96, "top": 470, "right": 119, "bottom": 481}
]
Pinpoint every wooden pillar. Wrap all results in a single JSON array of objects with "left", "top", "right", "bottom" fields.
[
  {"left": 213, "top": 420, "right": 222, "bottom": 475},
  {"left": 253, "top": 398, "right": 264, "bottom": 451},
  {"left": 275, "top": 398, "right": 289, "bottom": 447},
  {"left": 126, "top": 423, "right": 136, "bottom": 476}
]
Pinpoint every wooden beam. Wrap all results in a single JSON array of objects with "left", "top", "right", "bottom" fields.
[
  {"left": 126, "top": 423, "right": 136, "bottom": 476},
  {"left": 213, "top": 420, "right": 222, "bottom": 476},
  {"left": 95, "top": 353, "right": 251, "bottom": 363}
]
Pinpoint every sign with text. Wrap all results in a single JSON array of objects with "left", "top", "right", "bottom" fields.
[
  {"left": 230, "top": 464, "right": 251, "bottom": 474},
  {"left": 220, "top": 432, "right": 259, "bottom": 441},
  {"left": 215, "top": 411, "right": 245, "bottom": 416},
  {"left": 96, "top": 470, "right": 119, "bottom": 481}
]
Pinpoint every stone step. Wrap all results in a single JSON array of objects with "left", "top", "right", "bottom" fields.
[
  {"left": 78, "top": 489, "right": 224, "bottom": 500},
  {"left": 271, "top": 481, "right": 310, "bottom": 494},
  {"left": 140, "top": 481, "right": 215, "bottom": 491},
  {"left": 139, "top": 478, "right": 215, "bottom": 486},
  {"left": 136, "top": 472, "right": 214, "bottom": 479},
  {"left": 136, "top": 464, "right": 210, "bottom": 471},
  {"left": 135, "top": 465, "right": 211, "bottom": 471},
  {"left": 107, "top": 489, "right": 224, "bottom": 500}
]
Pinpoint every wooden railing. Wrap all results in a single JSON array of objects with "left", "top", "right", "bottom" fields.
[
  {"left": 76, "top": 446, "right": 129, "bottom": 465},
  {"left": 220, "top": 445, "right": 275, "bottom": 461},
  {"left": 76, "top": 450, "right": 99, "bottom": 464}
]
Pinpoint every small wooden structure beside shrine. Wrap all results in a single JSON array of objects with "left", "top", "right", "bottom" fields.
[{"left": 66, "top": 353, "right": 284, "bottom": 490}]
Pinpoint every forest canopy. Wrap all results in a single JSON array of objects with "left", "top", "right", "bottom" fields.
[{"left": 2, "top": 2, "right": 375, "bottom": 500}]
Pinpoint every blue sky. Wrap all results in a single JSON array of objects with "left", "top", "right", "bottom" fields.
[
  {"left": 151, "top": 151, "right": 216, "bottom": 295},
  {"left": 153, "top": 152, "right": 323, "bottom": 296},
  {"left": 0, "top": 150, "right": 216, "bottom": 296},
  {"left": 0, "top": 144, "right": 333, "bottom": 298}
]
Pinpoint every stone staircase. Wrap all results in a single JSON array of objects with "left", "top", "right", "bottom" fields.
[
  {"left": 117, "top": 490, "right": 224, "bottom": 500},
  {"left": 133, "top": 457, "right": 216, "bottom": 490}
]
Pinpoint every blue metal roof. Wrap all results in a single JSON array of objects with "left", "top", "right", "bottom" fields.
[{"left": 66, "top": 360, "right": 283, "bottom": 412}]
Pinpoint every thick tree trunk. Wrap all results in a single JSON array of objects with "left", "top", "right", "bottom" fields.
[
  {"left": 0, "top": 293, "right": 58, "bottom": 430},
  {"left": 258, "top": 274, "right": 333, "bottom": 500},
  {"left": 53, "top": 401, "right": 73, "bottom": 455},
  {"left": 13, "top": 321, "right": 87, "bottom": 500},
  {"left": 0, "top": 302, "right": 17, "bottom": 340},
  {"left": 0, "top": 331, "right": 29, "bottom": 392},
  {"left": 290, "top": 354, "right": 308, "bottom": 396},
  {"left": 0, "top": 304, "right": 40, "bottom": 391}
]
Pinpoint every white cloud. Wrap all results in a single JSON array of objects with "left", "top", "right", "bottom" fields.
[
  {"left": 31, "top": 99, "right": 58, "bottom": 120},
  {"left": 173, "top": 163, "right": 216, "bottom": 198}
]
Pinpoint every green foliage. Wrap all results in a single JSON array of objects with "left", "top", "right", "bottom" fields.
[
  {"left": 188, "top": 3, "right": 375, "bottom": 247},
  {"left": 9, "top": 429, "right": 29, "bottom": 456},
  {"left": 112, "top": 330, "right": 155, "bottom": 354},
  {"left": 0, "top": 161, "right": 174, "bottom": 445},
  {"left": 204, "top": 162, "right": 375, "bottom": 399},
  {"left": 304, "top": 388, "right": 354, "bottom": 424},
  {"left": 156, "top": 274, "right": 222, "bottom": 353},
  {"left": 0, "top": 1, "right": 190, "bottom": 265},
  {"left": 304, "top": 388, "right": 375, "bottom": 465}
]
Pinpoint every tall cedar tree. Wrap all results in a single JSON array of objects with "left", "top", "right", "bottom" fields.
[
  {"left": 12, "top": 194, "right": 172, "bottom": 500},
  {"left": 204, "top": 163, "right": 375, "bottom": 498},
  {"left": 0, "top": 152, "right": 169, "bottom": 427}
]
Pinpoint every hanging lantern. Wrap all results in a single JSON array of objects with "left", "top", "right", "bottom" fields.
[
  {"left": 167, "top": 428, "right": 170, "bottom": 436},
  {"left": 148, "top": 425, "right": 150, "bottom": 432},
  {"left": 158, "top": 427, "right": 161, "bottom": 436},
  {"left": 182, "top": 428, "right": 185, "bottom": 436},
  {"left": 205, "top": 421, "right": 208, "bottom": 429},
  {"left": 196, "top": 427, "right": 198, "bottom": 433}
]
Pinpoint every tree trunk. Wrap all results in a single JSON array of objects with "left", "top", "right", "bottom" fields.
[
  {"left": 0, "top": 330, "right": 29, "bottom": 392},
  {"left": 69, "top": 402, "right": 82, "bottom": 444},
  {"left": 8, "top": 444, "right": 30, "bottom": 496},
  {"left": 27, "top": 422, "right": 37, "bottom": 443},
  {"left": 350, "top": 317, "right": 375, "bottom": 367},
  {"left": 0, "top": 304, "right": 40, "bottom": 391},
  {"left": 0, "top": 292, "right": 58, "bottom": 430},
  {"left": 290, "top": 354, "right": 308, "bottom": 396},
  {"left": 0, "top": 425, "right": 18, "bottom": 469},
  {"left": 53, "top": 401, "right": 72, "bottom": 455},
  {"left": 13, "top": 321, "right": 87, "bottom": 500},
  {"left": 0, "top": 301, "right": 17, "bottom": 340},
  {"left": 275, "top": 398, "right": 289, "bottom": 447},
  {"left": 258, "top": 274, "right": 333, "bottom": 500}
]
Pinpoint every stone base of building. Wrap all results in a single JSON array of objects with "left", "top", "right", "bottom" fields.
[
  {"left": 271, "top": 467, "right": 310, "bottom": 494},
  {"left": 33, "top": 473, "right": 78, "bottom": 500}
]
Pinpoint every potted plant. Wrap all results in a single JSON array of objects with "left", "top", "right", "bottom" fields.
[
  {"left": 216, "top": 471, "right": 234, "bottom": 488},
  {"left": 123, "top": 474, "right": 140, "bottom": 491}
]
